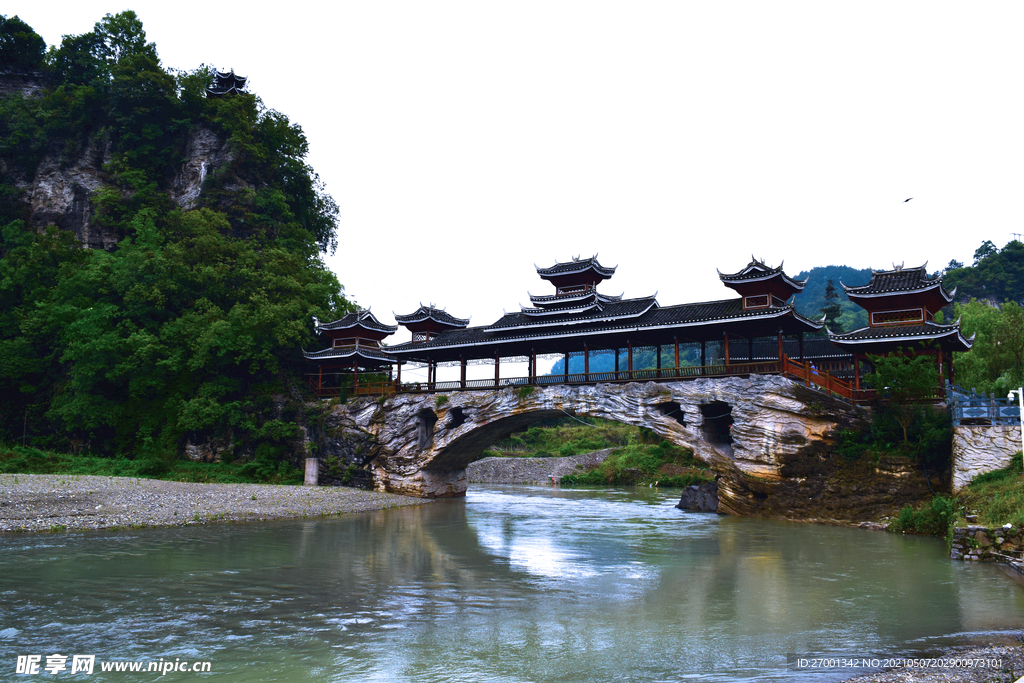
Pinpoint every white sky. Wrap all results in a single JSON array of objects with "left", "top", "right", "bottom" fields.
[{"left": 9, "top": 2, "right": 1024, "bottom": 377}]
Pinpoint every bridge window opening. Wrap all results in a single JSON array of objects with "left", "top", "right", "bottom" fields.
[
  {"left": 700, "top": 401, "right": 733, "bottom": 448},
  {"left": 416, "top": 409, "right": 438, "bottom": 450},
  {"left": 448, "top": 407, "right": 466, "bottom": 429},
  {"left": 656, "top": 401, "right": 685, "bottom": 426}
]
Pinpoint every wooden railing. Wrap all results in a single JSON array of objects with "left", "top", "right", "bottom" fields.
[
  {"left": 393, "top": 362, "right": 781, "bottom": 394},
  {"left": 780, "top": 354, "right": 874, "bottom": 403}
]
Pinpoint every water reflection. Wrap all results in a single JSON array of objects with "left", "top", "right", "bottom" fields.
[{"left": 1, "top": 485, "right": 1021, "bottom": 682}]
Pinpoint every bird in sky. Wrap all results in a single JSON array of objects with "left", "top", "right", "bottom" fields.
[{"left": 904, "top": 198, "right": 913, "bottom": 202}]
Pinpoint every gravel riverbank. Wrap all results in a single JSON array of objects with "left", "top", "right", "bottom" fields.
[
  {"left": 467, "top": 449, "right": 613, "bottom": 484},
  {"left": 841, "top": 644, "right": 1024, "bottom": 682},
  {"left": 0, "top": 474, "right": 427, "bottom": 532}
]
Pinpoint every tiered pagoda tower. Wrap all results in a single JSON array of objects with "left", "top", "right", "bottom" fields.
[
  {"left": 718, "top": 258, "right": 807, "bottom": 311},
  {"left": 828, "top": 264, "right": 973, "bottom": 390},
  {"left": 394, "top": 304, "right": 470, "bottom": 386},
  {"left": 206, "top": 69, "right": 247, "bottom": 97},
  {"left": 303, "top": 309, "right": 397, "bottom": 396}
]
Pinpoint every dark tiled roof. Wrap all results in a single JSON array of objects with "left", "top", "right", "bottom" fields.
[
  {"left": 842, "top": 264, "right": 953, "bottom": 300},
  {"left": 535, "top": 256, "right": 616, "bottom": 278},
  {"left": 385, "top": 297, "right": 823, "bottom": 356},
  {"left": 394, "top": 305, "right": 470, "bottom": 327},
  {"left": 828, "top": 322, "right": 973, "bottom": 350},
  {"left": 489, "top": 296, "right": 657, "bottom": 331},
  {"left": 303, "top": 345, "right": 396, "bottom": 363},
  {"left": 319, "top": 309, "right": 397, "bottom": 334},
  {"left": 718, "top": 258, "right": 807, "bottom": 290}
]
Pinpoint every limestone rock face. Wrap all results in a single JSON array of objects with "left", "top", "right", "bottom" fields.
[
  {"left": 317, "top": 376, "right": 870, "bottom": 516},
  {"left": 952, "top": 425, "right": 1021, "bottom": 492},
  {"left": 0, "top": 68, "right": 49, "bottom": 100},
  {"left": 7, "top": 123, "right": 233, "bottom": 249},
  {"left": 25, "top": 138, "right": 114, "bottom": 249},
  {"left": 169, "top": 126, "right": 236, "bottom": 209}
]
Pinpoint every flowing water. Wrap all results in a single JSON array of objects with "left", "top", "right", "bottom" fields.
[{"left": 2, "top": 485, "right": 1022, "bottom": 682}]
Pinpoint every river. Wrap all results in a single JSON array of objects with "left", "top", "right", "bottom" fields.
[{"left": 2, "top": 485, "right": 1022, "bottom": 682}]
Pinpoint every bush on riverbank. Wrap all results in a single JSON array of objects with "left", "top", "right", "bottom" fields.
[
  {"left": 0, "top": 445, "right": 303, "bottom": 485},
  {"left": 560, "top": 441, "right": 713, "bottom": 487},
  {"left": 888, "top": 495, "right": 955, "bottom": 536}
]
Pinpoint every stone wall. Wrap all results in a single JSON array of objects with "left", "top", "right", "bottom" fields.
[
  {"left": 952, "top": 425, "right": 1022, "bottom": 492},
  {"left": 951, "top": 524, "right": 1023, "bottom": 563}
]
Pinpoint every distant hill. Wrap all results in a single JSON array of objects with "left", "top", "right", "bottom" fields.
[
  {"left": 944, "top": 240, "right": 1024, "bottom": 306},
  {"left": 793, "top": 265, "right": 872, "bottom": 333}
]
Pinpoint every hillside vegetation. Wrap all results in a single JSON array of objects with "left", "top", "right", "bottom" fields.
[{"left": 0, "top": 13, "right": 351, "bottom": 470}]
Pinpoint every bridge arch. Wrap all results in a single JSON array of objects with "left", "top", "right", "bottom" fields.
[{"left": 355, "top": 376, "right": 865, "bottom": 506}]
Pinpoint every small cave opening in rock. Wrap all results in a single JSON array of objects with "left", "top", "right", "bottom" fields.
[
  {"left": 447, "top": 407, "right": 466, "bottom": 429},
  {"left": 416, "top": 409, "right": 438, "bottom": 450},
  {"left": 700, "top": 401, "right": 734, "bottom": 451},
  {"left": 655, "top": 401, "right": 685, "bottom": 426}
]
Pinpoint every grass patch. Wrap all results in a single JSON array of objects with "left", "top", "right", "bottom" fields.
[
  {"left": 560, "top": 441, "right": 712, "bottom": 488},
  {"left": 956, "top": 457, "right": 1024, "bottom": 528},
  {"left": 0, "top": 445, "right": 303, "bottom": 485}
]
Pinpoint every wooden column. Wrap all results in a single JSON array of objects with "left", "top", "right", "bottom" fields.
[
  {"left": 798, "top": 331, "right": 805, "bottom": 361},
  {"left": 318, "top": 364, "right": 323, "bottom": 391},
  {"left": 674, "top": 337, "right": 680, "bottom": 378},
  {"left": 776, "top": 331, "right": 784, "bottom": 365},
  {"left": 584, "top": 343, "right": 589, "bottom": 381},
  {"left": 460, "top": 355, "right": 467, "bottom": 389},
  {"left": 724, "top": 332, "right": 731, "bottom": 367},
  {"left": 628, "top": 340, "right": 633, "bottom": 377},
  {"left": 494, "top": 351, "right": 500, "bottom": 387},
  {"left": 396, "top": 362, "right": 401, "bottom": 385},
  {"left": 748, "top": 336, "right": 754, "bottom": 365},
  {"left": 700, "top": 341, "right": 706, "bottom": 374},
  {"left": 854, "top": 354, "right": 861, "bottom": 391},
  {"left": 656, "top": 344, "right": 662, "bottom": 376},
  {"left": 530, "top": 348, "right": 536, "bottom": 384},
  {"left": 615, "top": 348, "right": 620, "bottom": 379},
  {"left": 563, "top": 352, "right": 570, "bottom": 382},
  {"left": 353, "top": 362, "right": 359, "bottom": 391}
]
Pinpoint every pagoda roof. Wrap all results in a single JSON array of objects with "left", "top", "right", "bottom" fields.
[
  {"left": 394, "top": 304, "right": 470, "bottom": 328},
  {"left": 384, "top": 297, "right": 822, "bottom": 358},
  {"left": 841, "top": 263, "right": 955, "bottom": 302},
  {"left": 718, "top": 257, "right": 807, "bottom": 291},
  {"left": 490, "top": 295, "right": 659, "bottom": 332},
  {"left": 303, "top": 345, "right": 396, "bottom": 365},
  {"left": 206, "top": 69, "right": 247, "bottom": 97},
  {"left": 527, "top": 290, "right": 623, "bottom": 307},
  {"left": 535, "top": 255, "right": 616, "bottom": 280},
  {"left": 827, "top": 320, "right": 973, "bottom": 351},
  {"left": 318, "top": 309, "right": 397, "bottom": 334}
]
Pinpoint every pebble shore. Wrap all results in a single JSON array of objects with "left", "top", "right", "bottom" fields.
[
  {"left": 466, "top": 449, "right": 613, "bottom": 483},
  {"left": 0, "top": 474, "right": 427, "bottom": 532},
  {"left": 841, "top": 644, "right": 1024, "bottom": 682}
]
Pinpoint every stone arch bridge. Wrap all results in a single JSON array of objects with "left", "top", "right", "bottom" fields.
[{"left": 316, "top": 376, "right": 867, "bottom": 516}]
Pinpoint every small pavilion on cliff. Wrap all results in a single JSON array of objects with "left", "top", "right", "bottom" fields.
[
  {"left": 827, "top": 264, "right": 973, "bottom": 392},
  {"left": 206, "top": 69, "right": 247, "bottom": 97}
]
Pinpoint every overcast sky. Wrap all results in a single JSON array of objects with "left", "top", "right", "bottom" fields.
[{"left": 10, "top": 2, "right": 1024, "bottom": 370}]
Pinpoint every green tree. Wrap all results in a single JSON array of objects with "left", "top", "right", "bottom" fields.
[
  {"left": 819, "top": 278, "right": 844, "bottom": 333},
  {"left": 953, "top": 299, "right": 1024, "bottom": 395},
  {"left": 864, "top": 352, "right": 939, "bottom": 443},
  {"left": 0, "top": 15, "right": 45, "bottom": 70}
]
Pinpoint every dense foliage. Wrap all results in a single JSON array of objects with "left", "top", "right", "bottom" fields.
[
  {"left": 0, "top": 13, "right": 351, "bottom": 464},
  {"left": 944, "top": 239, "right": 1024, "bottom": 306},
  {"left": 952, "top": 299, "right": 1024, "bottom": 396}
]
